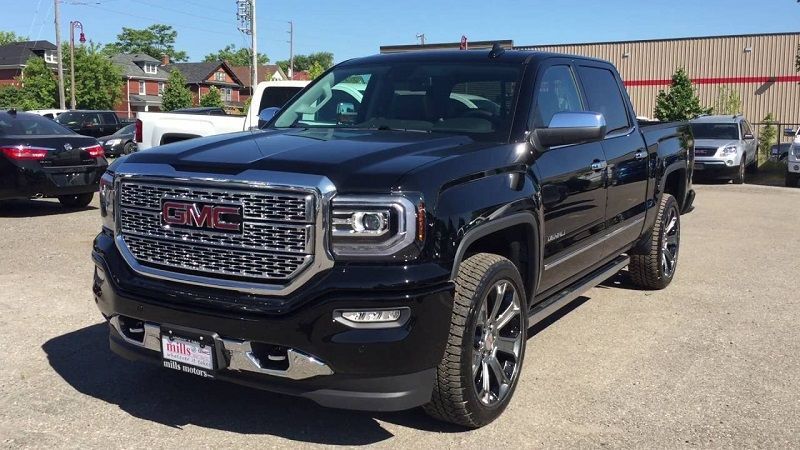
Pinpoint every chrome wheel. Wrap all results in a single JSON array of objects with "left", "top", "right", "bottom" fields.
[
  {"left": 661, "top": 206, "right": 680, "bottom": 277},
  {"left": 472, "top": 280, "right": 523, "bottom": 406}
]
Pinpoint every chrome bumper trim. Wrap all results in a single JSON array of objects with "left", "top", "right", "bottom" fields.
[{"left": 109, "top": 316, "right": 333, "bottom": 380}]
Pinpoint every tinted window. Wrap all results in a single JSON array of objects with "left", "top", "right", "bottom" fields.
[
  {"left": 56, "top": 111, "right": 86, "bottom": 125},
  {"left": 258, "top": 86, "right": 304, "bottom": 111},
  {"left": 578, "top": 66, "right": 630, "bottom": 134},
  {"left": 100, "top": 112, "right": 118, "bottom": 124},
  {"left": 534, "top": 65, "right": 583, "bottom": 127},
  {"left": 0, "top": 114, "right": 74, "bottom": 136},
  {"left": 742, "top": 121, "right": 752, "bottom": 137},
  {"left": 690, "top": 123, "right": 739, "bottom": 140},
  {"left": 114, "top": 123, "right": 135, "bottom": 135}
]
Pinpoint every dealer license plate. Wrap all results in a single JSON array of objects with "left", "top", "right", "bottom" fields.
[{"left": 160, "top": 331, "right": 216, "bottom": 378}]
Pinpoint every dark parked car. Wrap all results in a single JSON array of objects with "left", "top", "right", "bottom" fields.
[
  {"left": 93, "top": 49, "right": 694, "bottom": 427},
  {"left": 0, "top": 110, "right": 108, "bottom": 207},
  {"left": 56, "top": 110, "right": 125, "bottom": 138},
  {"left": 98, "top": 123, "right": 137, "bottom": 157}
]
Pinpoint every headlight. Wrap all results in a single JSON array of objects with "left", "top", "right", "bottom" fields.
[
  {"left": 106, "top": 139, "right": 122, "bottom": 146},
  {"left": 793, "top": 144, "right": 800, "bottom": 158},
  {"left": 331, "top": 195, "right": 424, "bottom": 258},
  {"left": 99, "top": 171, "right": 116, "bottom": 232},
  {"left": 720, "top": 145, "right": 738, "bottom": 156}
]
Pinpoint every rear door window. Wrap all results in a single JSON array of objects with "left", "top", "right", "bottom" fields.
[
  {"left": 577, "top": 66, "right": 631, "bottom": 135},
  {"left": 100, "top": 112, "right": 118, "bottom": 124}
]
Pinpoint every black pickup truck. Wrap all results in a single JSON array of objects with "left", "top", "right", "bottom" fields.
[{"left": 92, "top": 48, "right": 694, "bottom": 427}]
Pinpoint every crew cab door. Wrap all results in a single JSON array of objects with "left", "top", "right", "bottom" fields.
[
  {"left": 741, "top": 120, "right": 756, "bottom": 165},
  {"left": 575, "top": 63, "right": 648, "bottom": 256},
  {"left": 531, "top": 62, "right": 609, "bottom": 294}
]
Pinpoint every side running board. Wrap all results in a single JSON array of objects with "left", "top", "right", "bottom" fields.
[{"left": 528, "top": 255, "right": 630, "bottom": 327}]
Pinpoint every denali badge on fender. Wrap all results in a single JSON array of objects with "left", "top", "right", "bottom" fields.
[{"left": 160, "top": 199, "right": 243, "bottom": 234}]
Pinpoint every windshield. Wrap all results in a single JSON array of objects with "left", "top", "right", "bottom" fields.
[
  {"left": 270, "top": 62, "right": 523, "bottom": 142},
  {"left": 55, "top": 111, "right": 87, "bottom": 125},
  {"left": 0, "top": 114, "right": 74, "bottom": 136},
  {"left": 114, "top": 123, "right": 135, "bottom": 135},
  {"left": 691, "top": 123, "right": 739, "bottom": 140}
]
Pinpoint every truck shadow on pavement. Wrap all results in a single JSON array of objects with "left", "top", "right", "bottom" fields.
[
  {"left": 41, "top": 323, "right": 467, "bottom": 444},
  {"left": 0, "top": 199, "right": 97, "bottom": 218}
]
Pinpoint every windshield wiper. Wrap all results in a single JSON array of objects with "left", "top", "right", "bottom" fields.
[{"left": 370, "top": 125, "right": 430, "bottom": 133}]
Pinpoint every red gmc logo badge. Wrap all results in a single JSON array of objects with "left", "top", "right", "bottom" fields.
[{"left": 161, "top": 200, "right": 243, "bottom": 233}]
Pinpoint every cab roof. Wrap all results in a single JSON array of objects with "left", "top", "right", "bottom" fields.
[
  {"left": 340, "top": 48, "right": 611, "bottom": 67},
  {"left": 690, "top": 115, "right": 744, "bottom": 124}
]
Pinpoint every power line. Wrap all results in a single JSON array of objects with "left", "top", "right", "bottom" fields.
[
  {"left": 127, "top": 0, "right": 233, "bottom": 25},
  {"left": 80, "top": 4, "right": 242, "bottom": 37}
]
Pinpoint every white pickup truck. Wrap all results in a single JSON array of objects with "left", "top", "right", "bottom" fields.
[{"left": 135, "top": 80, "right": 309, "bottom": 150}]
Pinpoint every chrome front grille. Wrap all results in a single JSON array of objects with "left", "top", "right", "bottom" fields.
[
  {"left": 117, "top": 180, "right": 316, "bottom": 282},
  {"left": 694, "top": 147, "right": 717, "bottom": 157}
]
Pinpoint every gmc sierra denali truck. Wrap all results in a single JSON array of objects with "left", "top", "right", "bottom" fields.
[{"left": 92, "top": 48, "right": 695, "bottom": 427}]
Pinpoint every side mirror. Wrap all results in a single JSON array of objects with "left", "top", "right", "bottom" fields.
[
  {"left": 743, "top": 133, "right": 754, "bottom": 140},
  {"left": 257, "top": 107, "right": 280, "bottom": 127},
  {"left": 336, "top": 102, "right": 357, "bottom": 124},
  {"left": 534, "top": 112, "right": 607, "bottom": 148}
]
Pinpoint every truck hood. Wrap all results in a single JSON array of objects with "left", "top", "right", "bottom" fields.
[
  {"left": 122, "top": 128, "right": 487, "bottom": 192},
  {"left": 694, "top": 139, "right": 739, "bottom": 149}
]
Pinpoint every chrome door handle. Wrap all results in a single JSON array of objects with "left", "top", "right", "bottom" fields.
[
  {"left": 634, "top": 151, "right": 647, "bottom": 160},
  {"left": 591, "top": 160, "right": 608, "bottom": 171}
]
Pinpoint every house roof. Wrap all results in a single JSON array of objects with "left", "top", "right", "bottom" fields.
[
  {"left": 110, "top": 53, "right": 170, "bottom": 80},
  {"left": 230, "top": 64, "right": 288, "bottom": 85},
  {"left": 292, "top": 70, "right": 311, "bottom": 81},
  {"left": 165, "top": 61, "right": 243, "bottom": 86},
  {"left": 0, "top": 40, "right": 56, "bottom": 68}
]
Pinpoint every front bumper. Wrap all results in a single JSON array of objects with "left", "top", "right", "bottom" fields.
[
  {"left": 692, "top": 158, "right": 740, "bottom": 179},
  {"left": 92, "top": 231, "right": 454, "bottom": 412},
  {"left": 788, "top": 160, "right": 800, "bottom": 174}
]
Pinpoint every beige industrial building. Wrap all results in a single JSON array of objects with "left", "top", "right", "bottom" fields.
[{"left": 381, "top": 32, "right": 800, "bottom": 128}]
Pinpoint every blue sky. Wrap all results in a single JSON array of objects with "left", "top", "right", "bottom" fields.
[{"left": 5, "top": 0, "right": 800, "bottom": 64}]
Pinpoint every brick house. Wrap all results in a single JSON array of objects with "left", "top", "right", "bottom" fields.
[
  {"left": 230, "top": 64, "right": 289, "bottom": 104},
  {"left": 164, "top": 61, "right": 244, "bottom": 110},
  {"left": 0, "top": 40, "right": 57, "bottom": 87},
  {"left": 110, "top": 53, "right": 170, "bottom": 117}
]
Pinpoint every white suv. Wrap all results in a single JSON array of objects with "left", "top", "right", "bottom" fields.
[
  {"left": 787, "top": 131, "right": 800, "bottom": 187},
  {"left": 690, "top": 115, "right": 758, "bottom": 184}
]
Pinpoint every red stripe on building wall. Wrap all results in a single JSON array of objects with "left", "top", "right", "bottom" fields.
[{"left": 624, "top": 75, "right": 800, "bottom": 87}]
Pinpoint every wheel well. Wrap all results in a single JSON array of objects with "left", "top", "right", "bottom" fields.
[
  {"left": 160, "top": 133, "right": 199, "bottom": 145},
  {"left": 462, "top": 224, "right": 536, "bottom": 299},
  {"left": 663, "top": 169, "right": 686, "bottom": 210}
]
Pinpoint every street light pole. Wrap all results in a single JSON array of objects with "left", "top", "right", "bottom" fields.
[
  {"left": 69, "top": 21, "right": 85, "bottom": 109},
  {"left": 287, "top": 21, "right": 294, "bottom": 80},
  {"left": 54, "top": 0, "right": 65, "bottom": 109},
  {"left": 250, "top": 0, "right": 257, "bottom": 95}
]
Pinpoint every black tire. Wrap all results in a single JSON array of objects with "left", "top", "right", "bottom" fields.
[
  {"left": 58, "top": 193, "right": 94, "bottom": 208},
  {"left": 787, "top": 172, "right": 800, "bottom": 188},
  {"left": 732, "top": 159, "right": 745, "bottom": 184},
  {"left": 124, "top": 142, "right": 136, "bottom": 155},
  {"left": 424, "top": 253, "right": 528, "bottom": 428},
  {"left": 629, "top": 194, "right": 681, "bottom": 290}
]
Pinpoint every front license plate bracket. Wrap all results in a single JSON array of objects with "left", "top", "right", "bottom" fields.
[{"left": 159, "top": 324, "right": 227, "bottom": 378}]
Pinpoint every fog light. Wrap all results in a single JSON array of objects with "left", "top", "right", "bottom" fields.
[
  {"left": 726, "top": 160, "right": 734, "bottom": 166},
  {"left": 334, "top": 307, "right": 410, "bottom": 328},
  {"left": 794, "top": 165, "right": 799, "bottom": 171}
]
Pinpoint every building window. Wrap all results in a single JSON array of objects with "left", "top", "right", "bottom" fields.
[
  {"left": 215, "top": 71, "right": 225, "bottom": 81},
  {"left": 158, "top": 82, "right": 164, "bottom": 96},
  {"left": 139, "top": 80, "right": 146, "bottom": 95},
  {"left": 224, "top": 87, "right": 232, "bottom": 101},
  {"left": 43, "top": 51, "right": 56, "bottom": 64},
  {"left": 144, "top": 63, "right": 157, "bottom": 74}
]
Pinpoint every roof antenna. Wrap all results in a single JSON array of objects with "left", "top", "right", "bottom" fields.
[{"left": 488, "top": 42, "right": 505, "bottom": 59}]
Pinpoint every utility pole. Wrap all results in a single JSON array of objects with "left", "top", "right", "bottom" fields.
[
  {"left": 416, "top": 33, "right": 426, "bottom": 46},
  {"left": 54, "top": 0, "right": 65, "bottom": 109},
  {"left": 69, "top": 21, "right": 85, "bottom": 109},
  {"left": 287, "top": 21, "right": 294, "bottom": 80},
  {"left": 236, "top": 0, "right": 257, "bottom": 93}
]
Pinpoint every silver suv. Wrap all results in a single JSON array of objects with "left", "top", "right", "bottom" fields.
[
  {"left": 690, "top": 115, "right": 758, "bottom": 184},
  {"left": 786, "top": 129, "right": 800, "bottom": 187}
]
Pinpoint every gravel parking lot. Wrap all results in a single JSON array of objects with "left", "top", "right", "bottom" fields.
[{"left": 1, "top": 183, "right": 798, "bottom": 448}]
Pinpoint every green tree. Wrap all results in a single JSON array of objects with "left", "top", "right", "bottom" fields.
[
  {"left": 307, "top": 61, "right": 325, "bottom": 79},
  {"left": 0, "top": 31, "right": 27, "bottom": 45},
  {"left": 19, "top": 56, "right": 57, "bottom": 109},
  {"left": 204, "top": 44, "right": 268, "bottom": 66},
  {"left": 277, "top": 51, "right": 334, "bottom": 74},
  {"left": 161, "top": 69, "right": 193, "bottom": 111},
  {"left": 62, "top": 44, "right": 122, "bottom": 109},
  {"left": 0, "top": 85, "right": 23, "bottom": 108},
  {"left": 654, "top": 68, "right": 711, "bottom": 121},
  {"left": 713, "top": 85, "right": 742, "bottom": 115},
  {"left": 105, "top": 24, "right": 188, "bottom": 62},
  {"left": 758, "top": 113, "right": 777, "bottom": 165},
  {"left": 199, "top": 86, "right": 223, "bottom": 108}
]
